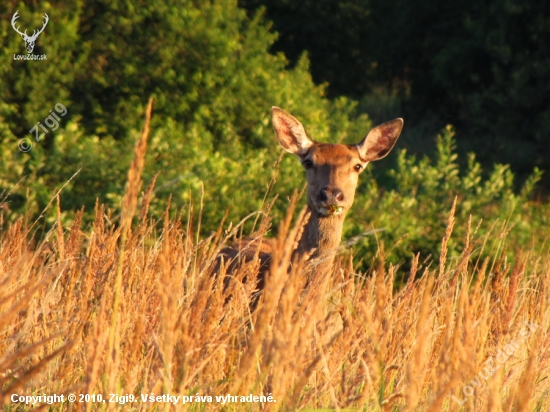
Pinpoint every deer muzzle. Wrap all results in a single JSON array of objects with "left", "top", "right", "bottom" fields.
[{"left": 317, "top": 186, "right": 345, "bottom": 216}]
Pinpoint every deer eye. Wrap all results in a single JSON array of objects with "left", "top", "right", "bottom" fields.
[
  {"left": 354, "top": 164, "right": 363, "bottom": 172},
  {"left": 302, "top": 159, "right": 314, "bottom": 169}
]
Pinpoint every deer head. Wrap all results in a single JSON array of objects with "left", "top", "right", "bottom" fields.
[
  {"left": 271, "top": 107, "right": 403, "bottom": 219},
  {"left": 12, "top": 11, "right": 49, "bottom": 54}
]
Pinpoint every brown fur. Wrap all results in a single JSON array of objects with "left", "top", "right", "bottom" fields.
[{"left": 218, "top": 107, "right": 403, "bottom": 292}]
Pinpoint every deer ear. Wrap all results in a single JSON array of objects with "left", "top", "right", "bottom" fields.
[
  {"left": 357, "top": 118, "right": 403, "bottom": 162},
  {"left": 271, "top": 107, "right": 314, "bottom": 156}
]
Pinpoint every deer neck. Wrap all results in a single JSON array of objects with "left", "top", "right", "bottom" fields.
[{"left": 297, "top": 205, "right": 345, "bottom": 263}]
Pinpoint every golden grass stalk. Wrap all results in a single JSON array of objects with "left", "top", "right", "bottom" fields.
[
  {"left": 1, "top": 141, "right": 549, "bottom": 411},
  {"left": 108, "top": 96, "right": 154, "bottom": 393}
]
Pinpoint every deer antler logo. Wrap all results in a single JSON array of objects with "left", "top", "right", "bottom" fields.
[{"left": 11, "top": 11, "right": 49, "bottom": 54}]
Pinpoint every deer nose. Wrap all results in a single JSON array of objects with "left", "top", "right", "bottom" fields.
[{"left": 319, "top": 186, "right": 344, "bottom": 204}]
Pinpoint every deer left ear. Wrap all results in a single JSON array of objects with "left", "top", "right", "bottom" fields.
[
  {"left": 356, "top": 118, "right": 404, "bottom": 162},
  {"left": 271, "top": 107, "right": 314, "bottom": 157}
]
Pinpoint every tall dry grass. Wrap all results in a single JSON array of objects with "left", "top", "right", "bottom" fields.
[{"left": 1, "top": 105, "right": 549, "bottom": 411}]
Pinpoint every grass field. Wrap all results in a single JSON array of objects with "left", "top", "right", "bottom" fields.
[{"left": 1, "top": 103, "right": 549, "bottom": 411}]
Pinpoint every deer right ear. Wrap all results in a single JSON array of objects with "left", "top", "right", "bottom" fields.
[
  {"left": 356, "top": 118, "right": 404, "bottom": 162},
  {"left": 271, "top": 107, "right": 314, "bottom": 157}
]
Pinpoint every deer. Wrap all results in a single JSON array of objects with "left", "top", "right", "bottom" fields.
[
  {"left": 11, "top": 11, "right": 49, "bottom": 54},
  {"left": 216, "top": 107, "right": 403, "bottom": 299}
]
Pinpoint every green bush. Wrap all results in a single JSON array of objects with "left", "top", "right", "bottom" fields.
[
  {"left": 1, "top": 0, "right": 366, "bottom": 230},
  {"left": 345, "top": 125, "right": 546, "bottom": 273},
  {"left": 0, "top": 0, "right": 547, "bottom": 275}
]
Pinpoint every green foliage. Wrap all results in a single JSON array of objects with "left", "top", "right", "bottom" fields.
[
  {"left": 0, "top": 120, "right": 130, "bottom": 226},
  {"left": 0, "top": 0, "right": 366, "bottom": 231},
  {"left": 0, "top": 0, "right": 548, "bottom": 275},
  {"left": 240, "top": 0, "right": 550, "bottom": 190},
  {"left": 346, "top": 126, "right": 546, "bottom": 272},
  {"left": 0, "top": 2, "right": 83, "bottom": 140}
]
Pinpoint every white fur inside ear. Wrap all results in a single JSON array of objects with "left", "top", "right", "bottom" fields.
[
  {"left": 357, "top": 118, "right": 403, "bottom": 162},
  {"left": 272, "top": 107, "right": 313, "bottom": 156}
]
